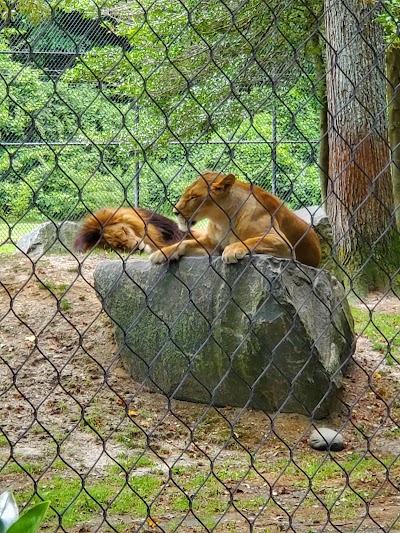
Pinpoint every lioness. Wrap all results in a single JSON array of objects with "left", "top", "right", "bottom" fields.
[
  {"left": 74, "top": 207, "right": 188, "bottom": 253},
  {"left": 149, "top": 171, "right": 321, "bottom": 267}
]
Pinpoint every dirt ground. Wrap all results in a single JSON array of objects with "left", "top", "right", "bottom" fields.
[{"left": 0, "top": 252, "right": 399, "bottom": 533}]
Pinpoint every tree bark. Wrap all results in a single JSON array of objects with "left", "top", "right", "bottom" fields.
[
  {"left": 387, "top": 46, "right": 400, "bottom": 232},
  {"left": 325, "top": 0, "right": 400, "bottom": 293},
  {"left": 318, "top": 92, "right": 329, "bottom": 205}
]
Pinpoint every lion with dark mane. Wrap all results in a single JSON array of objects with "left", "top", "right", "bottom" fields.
[
  {"left": 74, "top": 207, "right": 188, "bottom": 253},
  {"left": 149, "top": 171, "right": 321, "bottom": 267}
]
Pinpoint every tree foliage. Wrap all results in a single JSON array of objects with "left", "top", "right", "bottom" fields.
[
  {"left": 60, "top": 0, "right": 323, "bottom": 144},
  {"left": 0, "top": 0, "right": 326, "bottom": 223},
  {"left": 377, "top": 0, "right": 400, "bottom": 47}
]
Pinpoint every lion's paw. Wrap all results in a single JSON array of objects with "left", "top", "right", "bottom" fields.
[
  {"left": 136, "top": 238, "right": 146, "bottom": 251},
  {"left": 149, "top": 250, "right": 168, "bottom": 264},
  {"left": 150, "top": 246, "right": 183, "bottom": 264},
  {"left": 222, "top": 245, "right": 248, "bottom": 264}
]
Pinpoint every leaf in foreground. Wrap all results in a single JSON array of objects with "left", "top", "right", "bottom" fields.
[{"left": 7, "top": 501, "right": 50, "bottom": 533}]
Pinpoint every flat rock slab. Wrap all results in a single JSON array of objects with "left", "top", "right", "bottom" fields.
[
  {"left": 17, "top": 221, "right": 80, "bottom": 258},
  {"left": 94, "top": 256, "right": 355, "bottom": 417}
]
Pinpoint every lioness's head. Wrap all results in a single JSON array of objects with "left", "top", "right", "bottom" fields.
[{"left": 173, "top": 171, "right": 236, "bottom": 230}]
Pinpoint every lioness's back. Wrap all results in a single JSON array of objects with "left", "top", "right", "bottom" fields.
[{"left": 236, "top": 181, "right": 321, "bottom": 267}]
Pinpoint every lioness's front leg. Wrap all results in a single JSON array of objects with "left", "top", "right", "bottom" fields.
[
  {"left": 150, "top": 234, "right": 218, "bottom": 264},
  {"left": 222, "top": 232, "right": 294, "bottom": 264}
]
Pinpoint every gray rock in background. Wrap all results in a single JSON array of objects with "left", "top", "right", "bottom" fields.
[
  {"left": 295, "top": 205, "right": 327, "bottom": 225},
  {"left": 16, "top": 221, "right": 80, "bottom": 258},
  {"left": 295, "top": 206, "right": 332, "bottom": 263},
  {"left": 295, "top": 206, "right": 343, "bottom": 282},
  {"left": 95, "top": 256, "right": 355, "bottom": 418}
]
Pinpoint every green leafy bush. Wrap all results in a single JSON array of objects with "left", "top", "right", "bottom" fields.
[{"left": 0, "top": 28, "right": 321, "bottom": 222}]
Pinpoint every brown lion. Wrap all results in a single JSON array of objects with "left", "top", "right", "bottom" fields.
[
  {"left": 74, "top": 207, "right": 189, "bottom": 253},
  {"left": 149, "top": 171, "right": 321, "bottom": 267}
]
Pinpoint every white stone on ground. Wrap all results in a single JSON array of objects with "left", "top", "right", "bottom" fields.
[{"left": 309, "top": 427, "right": 345, "bottom": 451}]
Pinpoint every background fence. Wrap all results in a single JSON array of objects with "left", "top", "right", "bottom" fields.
[{"left": 1, "top": 0, "right": 400, "bottom": 531}]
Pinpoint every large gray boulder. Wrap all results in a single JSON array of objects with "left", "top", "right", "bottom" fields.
[
  {"left": 95, "top": 256, "right": 355, "bottom": 418},
  {"left": 17, "top": 221, "right": 80, "bottom": 258}
]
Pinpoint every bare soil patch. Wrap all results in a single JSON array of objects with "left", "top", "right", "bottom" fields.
[{"left": 0, "top": 253, "right": 399, "bottom": 532}]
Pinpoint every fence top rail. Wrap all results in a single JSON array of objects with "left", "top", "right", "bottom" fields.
[{"left": 0, "top": 140, "right": 320, "bottom": 147}]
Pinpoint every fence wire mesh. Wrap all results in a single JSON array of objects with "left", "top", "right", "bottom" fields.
[{"left": 0, "top": 0, "right": 400, "bottom": 532}]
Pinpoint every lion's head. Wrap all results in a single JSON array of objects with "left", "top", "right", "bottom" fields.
[{"left": 173, "top": 171, "right": 236, "bottom": 230}]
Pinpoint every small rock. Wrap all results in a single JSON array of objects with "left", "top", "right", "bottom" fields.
[{"left": 309, "top": 427, "right": 345, "bottom": 451}]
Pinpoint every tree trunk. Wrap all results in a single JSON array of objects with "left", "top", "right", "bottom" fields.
[
  {"left": 325, "top": 0, "right": 400, "bottom": 294},
  {"left": 387, "top": 46, "right": 400, "bottom": 232},
  {"left": 318, "top": 93, "right": 329, "bottom": 205}
]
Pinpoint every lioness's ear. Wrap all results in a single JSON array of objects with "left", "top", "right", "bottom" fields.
[{"left": 210, "top": 173, "right": 236, "bottom": 193}]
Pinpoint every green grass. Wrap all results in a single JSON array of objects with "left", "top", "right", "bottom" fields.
[
  {"left": 11, "top": 471, "right": 162, "bottom": 529},
  {"left": 352, "top": 307, "right": 400, "bottom": 365},
  {"left": 37, "top": 281, "right": 74, "bottom": 312},
  {"left": 277, "top": 452, "right": 393, "bottom": 480},
  {"left": 60, "top": 298, "right": 72, "bottom": 312},
  {"left": 114, "top": 426, "right": 146, "bottom": 447},
  {"left": 66, "top": 476, "right": 157, "bottom": 528},
  {"left": 108, "top": 453, "right": 156, "bottom": 473},
  {"left": 2, "top": 461, "right": 45, "bottom": 476},
  {"left": 38, "top": 281, "right": 69, "bottom": 297},
  {"left": 2, "top": 451, "right": 398, "bottom": 531},
  {"left": 0, "top": 243, "right": 15, "bottom": 253}
]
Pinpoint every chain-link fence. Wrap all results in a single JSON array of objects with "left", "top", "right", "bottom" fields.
[{"left": 1, "top": 0, "right": 400, "bottom": 531}]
